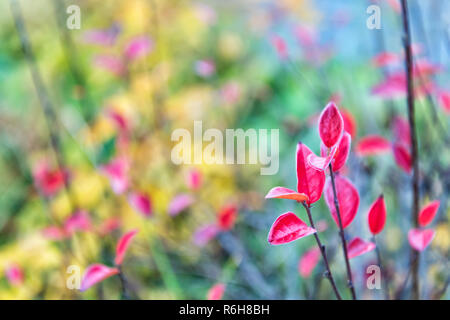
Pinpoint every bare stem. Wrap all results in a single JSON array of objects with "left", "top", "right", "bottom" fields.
[
  {"left": 400, "top": 0, "right": 421, "bottom": 300},
  {"left": 372, "top": 235, "right": 390, "bottom": 300},
  {"left": 328, "top": 164, "right": 356, "bottom": 299},
  {"left": 302, "top": 202, "right": 342, "bottom": 300},
  {"left": 117, "top": 266, "right": 131, "bottom": 300}
]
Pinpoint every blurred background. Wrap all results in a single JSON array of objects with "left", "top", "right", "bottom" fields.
[{"left": 0, "top": 0, "right": 448, "bottom": 299}]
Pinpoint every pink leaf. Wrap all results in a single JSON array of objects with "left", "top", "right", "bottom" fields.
[
  {"left": 341, "top": 109, "right": 357, "bottom": 138},
  {"left": 418, "top": 200, "right": 440, "bottom": 227},
  {"left": 367, "top": 195, "right": 387, "bottom": 235},
  {"left": 207, "top": 283, "right": 225, "bottom": 300},
  {"left": 217, "top": 205, "right": 238, "bottom": 231},
  {"left": 42, "top": 226, "right": 67, "bottom": 240},
  {"left": 408, "top": 228, "right": 435, "bottom": 251},
  {"left": 195, "top": 60, "right": 216, "bottom": 77},
  {"left": 268, "top": 212, "right": 316, "bottom": 245},
  {"left": 347, "top": 237, "right": 376, "bottom": 259},
  {"left": 392, "top": 143, "right": 412, "bottom": 173},
  {"left": 168, "top": 194, "right": 195, "bottom": 216},
  {"left": 298, "top": 247, "right": 321, "bottom": 278},
  {"left": 33, "top": 161, "right": 66, "bottom": 197},
  {"left": 318, "top": 102, "right": 344, "bottom": 148},
  {"left": 185, "top": 168, "right": 203, "bottom": 190},
  {"left": 372, "top": 52, "right": 399, "bottom": 67},
  {"left": 355, "top": 135, "right": 391, "bottom": 156},
  {"left": 5, "top": 264, "right": 24, "bottom": 286},
  {"left": 324, "top": 175, "right": 359, "bottom": 229},
  {"left": 114, "top": 229, "right": 138, "bottom": 265},
  {"left": 128, "top": 192, "right": 152, "bottom": 217},
  {"left": 100, "top": 157, "right": 129, "bottom": 194},
  {"left": 98, "top": 218, "right": 121, "bottom": 236},
  {"left": 64, "top": 210, "right": 92, "bottom": 235},
  {"left": 296, "top": 142, "right": 326, "bottom": 204},
  {"left": 265, "top": 187, "right": 309, "bottom": 202},
  {"left": 392, "top": 116, "right": 411, "bottom": 148},
  {"left": 331, "top": 131, "right": 351, "bottom": 172},
  {"left": 80, "top": 264, "right": 119, "bottom": 291},
  {"left": 371, "top": 72, "right": 406, "bottom": 99},
  {"left": 438, "top": 91, "right": 450, "bottom": 114},
  {"left": 270, "top": 34, "right": 288, "bottom": 60},
  {"left": 307, "top": 143, "right": 337, "bottom": 171},
  {"left": 124, "top": 36, "right": 153, "bottom": 60},
  {"left": 93, "top": 55, "right": 125, "bottom": 76},
  {"left": 193, "top": 224, "right": 220, "bottom": 247}
]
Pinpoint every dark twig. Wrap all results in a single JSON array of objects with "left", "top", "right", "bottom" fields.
[
  {"left": 372, "top": 235, "right": 390, "bottom": 300},
  {"left": 328, "top": 164, "right": 356, "bottom": 299},
  {"left": 302, "top": 202, "right": 342, "bottom": 300},
  {"left": 117, "top": 266, "right": 131, "bottom": 300},
  {"left": 400, "top": 0, "right": 421, "bottom": 300}
]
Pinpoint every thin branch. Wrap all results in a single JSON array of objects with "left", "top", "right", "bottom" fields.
[
  {"left": 372, "top": 235, "right": 390, "bottom": 300},
  {"left": 302, "top": 202, "right": 342, "bottom": 300},
  {"left": 400, "top": 0, "right": 421, "bottom": 300},
  {"left": 328, "top": 164, "right": 356, "bottom": 299}
]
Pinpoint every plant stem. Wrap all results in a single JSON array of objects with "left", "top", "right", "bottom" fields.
[
  {"left": 372, "top": 235, "right": 390, "bottom": 300},
  {"left": 328, "top": 164, "right": 356, "bottom": 299},
  {"left": 117, "top": 266, "right": 131, "bottom": 300},
  {"left": 400, "top": 0, "right": 421, "bottom": 300},
  {"left": 302, "top": 202, "right": 342, "bottom": 300}
]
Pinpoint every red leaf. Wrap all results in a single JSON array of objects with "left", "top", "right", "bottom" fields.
[
  {"left": 128, "top": 192, "right": 152, "bottom": 217},
  {"left": 296, "top": 142, "right": 326, "bottom": 204},
  {"left": 355, "top": 135, "right": 391, "bottom": 156},
  {"left": 347, "top": 237, "right": 376, "bottom": 259},
  {"left": 371, "top": 72, "right": 406, "bottom": 99},
  {"left": 298, "top": 247, "right": 321, "bottom": 278},
  {"left": 392, "top": 116, "right": 411, "bottom": 148},
  {"left": 265, "top": 187, "right": 309, "bottom": 202},
  {"left": 331, "top": 131, "right": 351, "bottom": 172},
  {"left": 115, "top": 229, "right": 138, "bottom": 265},
  {"left": 367, "top": 195, "right": 387, "bottom": 235},
  {"left": 218, "top": 205, "right": 238, "bottom": 231},
  {"left": 193, "top": 224, "right": 219, "bottom": 247},
  {"left": 307, "top": 144, "right": 337, "bottom": 171},
  {"left": 372, "top": 52, "right": 399, "bottom": 67},
  {"left": 438, "top": 91, "right": 450, "bottom": 114},
  {"left": 418, "top": 200, "right": 440, "bottom": 227},
  {"left": 5, "top": 264, "right": 24, "bottom": 286},
  {"left": 392, "top": 143, "right": 412, "bottom": 173},
  {"left": 207, "top": 283, "right": 226, "bottom": 300},
  {"left": 324, "top": 175, "right": 359, "bottom": 229},
  {"left": 64, "top": 210, "right": 92, "bottom": 235},
  {"left": 168, "top": 194, "right": 194, "bottom": 216},
  {"left": 268, "top": 212, "right": 316, "bottom": 245},
  {"left": 318, "top": 102, "right": 344, "bottom": 148},
  {"left": 408, "top": 228, "right": 435, "bottom": 251},
  {"left": 341, "top": 109, "right": 357, "bottom": 138},
  {"left": 80, "top": 264, "right": 119, "bottom": 291}
]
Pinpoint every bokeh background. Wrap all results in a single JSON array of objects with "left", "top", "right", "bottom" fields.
[{"left": 0, "top": 0, "right": 448, "bottom": 299}]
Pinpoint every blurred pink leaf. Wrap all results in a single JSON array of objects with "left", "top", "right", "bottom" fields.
[
  {"left": 80, "top": 264, "right": 119, "bottom": 291},
  {"left": 408, "top": 228, "right": 435, "bottom": 251},
  {"left": 355, "top": 135, "right": 391, "bottom": 156},
  {"left": 347, "top": 237, "right": 376, "bottom": 259},
  {"left": 115, "top": 229, "right": 138, "bottom": 265},
  {"left": 168, "top": 194, "right": 195, "bottom": 216},
  {"left": 298, "top": 247, "right": 321, "bottom": 278},
  {"left": 128, "top": 192, "right": 152, "bottom": 217},
  {"left": 207, "top": 283, "right": 225, "bottom": 300}
]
